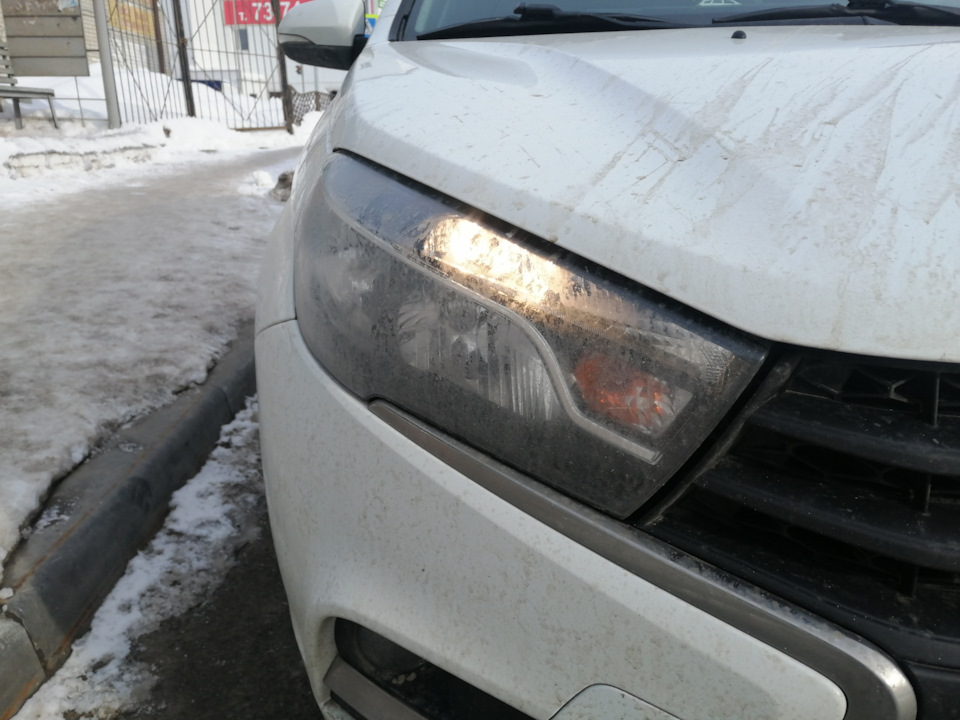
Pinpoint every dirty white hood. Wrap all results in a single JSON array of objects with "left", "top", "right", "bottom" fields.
[{"left": 331, "top": 25, "right": 960, "bottom": 362}]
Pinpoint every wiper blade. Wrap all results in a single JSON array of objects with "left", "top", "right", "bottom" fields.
[
  {"left": 713, "top": 0, "right": 960, "bottom": 26},
  {"left": 418, "top": 3, "right": 687, "bottom": 41}
]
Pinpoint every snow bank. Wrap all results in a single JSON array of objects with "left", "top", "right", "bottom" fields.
[
  {"left": 0, "top": 60, "right": 295, "bottom": 135},
  {"left": 0, "top": 107, "right": 320, "bottom": 560}
]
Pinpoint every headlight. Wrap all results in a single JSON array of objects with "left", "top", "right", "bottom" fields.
[{"left": 294, "top": 153, "right": 768, "bottom": 518}]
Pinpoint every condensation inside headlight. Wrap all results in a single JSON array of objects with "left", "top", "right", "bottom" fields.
[{"left": 294, "top": 153, "right": 769, "bottom": 518}]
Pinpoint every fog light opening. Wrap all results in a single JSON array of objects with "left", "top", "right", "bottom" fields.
[
  {"left": 340, "top": 621, "right": 429, "bottom": 680},
  {"left": 333, "top": 619, "right": 533, "bottom": 720}
]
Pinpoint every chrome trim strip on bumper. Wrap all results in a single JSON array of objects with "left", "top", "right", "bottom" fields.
[{"left": 370, "top": 401, "right": 918, "bottom": 720}]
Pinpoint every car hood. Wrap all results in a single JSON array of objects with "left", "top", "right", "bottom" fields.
[{"left": 330, "top": 25, "right": 960, "bottom": 362}]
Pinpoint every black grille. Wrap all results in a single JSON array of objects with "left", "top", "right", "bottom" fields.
[
  {"left": 647, "top": 355, "right": 960, "bottom": 719},
  {"left": 789, "top": 358, "right": 960, "bottom": 423}
]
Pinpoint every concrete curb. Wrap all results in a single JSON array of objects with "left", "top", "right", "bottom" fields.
[{"left": 0, "top": 320, "right": 256, "bottom": 720}]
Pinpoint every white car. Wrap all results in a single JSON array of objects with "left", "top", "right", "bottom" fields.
[{"left": 256, "top": 1, "right": 960, "bottom": 719}]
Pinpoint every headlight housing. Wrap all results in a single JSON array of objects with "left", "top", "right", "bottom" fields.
[{"left": 294, "top": 153, "right": 768, "bottom": 517}]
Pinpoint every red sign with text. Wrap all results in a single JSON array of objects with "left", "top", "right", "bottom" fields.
[{"left": 223, "top": 0, "right": 304, "bottom": 25}]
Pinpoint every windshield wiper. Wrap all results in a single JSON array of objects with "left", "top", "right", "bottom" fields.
[
  {"left": 417, "top": 3, "right": 688, "bottom": 41},
  {"left": 713, "top": 0, "right": 960, "bottom": 26}
]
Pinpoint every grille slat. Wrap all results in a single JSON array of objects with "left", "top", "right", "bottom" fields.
[
  {"left": 751, "top": 394, "right": 960, "bottom": 476},
  {"left": 707, "top": 458, "right": 960, "bottom": 572}
]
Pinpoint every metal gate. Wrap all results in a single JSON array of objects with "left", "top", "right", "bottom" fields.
[{"left": 105, "top": 0, "right": 298, "bottom": 130}]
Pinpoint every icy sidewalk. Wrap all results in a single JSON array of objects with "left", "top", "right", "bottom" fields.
[
  {"left": 0, "top": 121, "right": 307, "bottom": 717},
  {"left": 0, "top": 135, "right": 302, "bottom": 563}
]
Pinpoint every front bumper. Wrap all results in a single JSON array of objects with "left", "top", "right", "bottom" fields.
[{"left": 256, "top": 317, "right": 911, "bottom": 720}]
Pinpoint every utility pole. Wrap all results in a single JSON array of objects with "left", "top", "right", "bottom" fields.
[
  {"left": 150, "top": 0, "right": 167, "bottom": 75},
  {"left": 93, "top": 0, "right": 121, "bottom": 128},
  {"left": 270, "top": 0, "right": 293, "bottom": 133},
  {"left": 171, "top": 0, "right": 196, "bottom": 117}
]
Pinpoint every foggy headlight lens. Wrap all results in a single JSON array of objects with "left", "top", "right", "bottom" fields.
[{"left": 294, "top": 154, "right": 768, "bottom": 517}]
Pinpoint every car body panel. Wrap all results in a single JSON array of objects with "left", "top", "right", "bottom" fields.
[
  {"left": 256, "top": 318, "right": 848, "bottom": 720},
  {"left": 332, "top": 25, "right": 960, "bottom": 362},
  {"left": 258, "top": 4, "right": 950, "bottom": 719},
  {"left": 551, "top": 685, "right": 682, "bottom": 720},
  {"left": 255, "top": 203, "right": 297, "bottom": 335}
]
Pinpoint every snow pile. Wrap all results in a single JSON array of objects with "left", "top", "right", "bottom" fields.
[
  {"left": 10, "top": 401, "right": 264, "bottom": 720},
  {"left": 0, "top": 110, "right": 321, "bottom": 187},
  {"left": 111, "top": 63, "right": 289, "bottom": 128},
  {"left": 0, "top": 61, "right": 293, "bottom": 135},
  {"left": 0, "top": 62, "right": 112, "bottom": 130},
  {"left": 0, "top": 60, "right": 323, "bottom": 185}
]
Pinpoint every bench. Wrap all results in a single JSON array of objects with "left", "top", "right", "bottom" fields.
[{"left": 0, "top": 42, "right": 58, "bottom": 129}]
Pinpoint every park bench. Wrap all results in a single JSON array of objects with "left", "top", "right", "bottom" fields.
[{"left": 0, "top": 41, "right": 58, "bottom": 129}]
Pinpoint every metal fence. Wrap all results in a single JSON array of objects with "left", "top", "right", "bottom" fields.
[
  {"left": 106, "top": 0, "right": 297, "bottom": 130},
  {"left": 0, "top": 0, "right": 340, "bottom": 131}
]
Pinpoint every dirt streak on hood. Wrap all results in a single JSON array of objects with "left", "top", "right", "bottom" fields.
[{"left": 333, "top": 25, "right": 960, "bottom": 362}]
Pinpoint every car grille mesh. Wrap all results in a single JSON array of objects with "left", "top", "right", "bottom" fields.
[{"left": 647, "top": 355, "right": 960, "bottom": 718}]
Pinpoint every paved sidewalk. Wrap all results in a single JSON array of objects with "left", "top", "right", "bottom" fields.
[{"left": 0, "top": 141, "right": 300, "bottom": 719}]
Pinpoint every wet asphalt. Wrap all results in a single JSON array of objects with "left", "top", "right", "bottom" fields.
[{"left": 117, "top": 481, "right": 322, "bottom": 720}]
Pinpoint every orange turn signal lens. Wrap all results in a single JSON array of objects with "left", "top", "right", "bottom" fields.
[{"left": 575, "top": 353, "right": 677, "bottom": 434}]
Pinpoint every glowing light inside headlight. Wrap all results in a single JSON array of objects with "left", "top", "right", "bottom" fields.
[{"left": 420, "top": 217, "right": 566, "bottom": 307}]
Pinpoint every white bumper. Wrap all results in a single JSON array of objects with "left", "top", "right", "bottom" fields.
[{"left": 256, "top": 317, "right": 848, "bottom": 720}]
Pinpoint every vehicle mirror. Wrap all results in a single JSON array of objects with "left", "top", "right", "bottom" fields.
[{"left": 278, "top": 0, "right": 366, "bottom": 70}]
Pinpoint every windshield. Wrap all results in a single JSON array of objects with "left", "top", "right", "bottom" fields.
[{"left": 403, "top": 0, "right": 960, "bottom": 38}]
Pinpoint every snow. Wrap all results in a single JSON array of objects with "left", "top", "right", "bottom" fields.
[
  {"left": 0, "top": 57, "right": 323, "bottom": 720},
  {"left": 11, "top": 400, "right": 265, "bottom": 720},
  {"left": 0, "top": 61, "right": 290, "bottom": 133},
  {"left": 0, "top": 56, "right": 326, "bottom": 717},
  {"left": 0, "top": 88, "right": 320, "bottom": 564}
]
